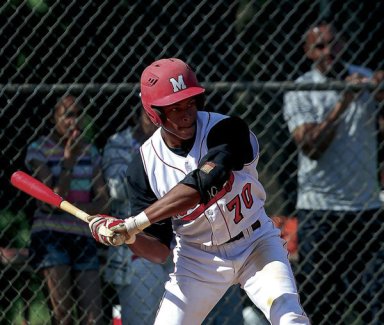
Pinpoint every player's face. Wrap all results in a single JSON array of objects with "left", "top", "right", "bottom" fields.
[{"left": 161, "top": 97, "right": 198, "bottom": 144}]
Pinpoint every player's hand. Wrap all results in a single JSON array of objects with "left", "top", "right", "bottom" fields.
[
  {"left": 88, "top": 214, "right": 135, "bottom": 246},
  {"left": 106, "top": 216, "right": 145, "bottom": 244},
  {"left": 109, "top": 216, "right": 140, "bottom": 244},
  {"left": 113, "top": 212, "right": 151, "bottom": 240}
]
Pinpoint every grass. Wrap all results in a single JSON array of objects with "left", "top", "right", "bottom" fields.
[
  {"left": 13, "top": 299, "right": 50, "bottom": 325},
  {"left": 7, "top": 286, "right": 50, "bottom": 325}
]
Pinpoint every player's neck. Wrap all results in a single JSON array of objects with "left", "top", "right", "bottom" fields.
[{"left": 161, "top": 128, "right": 195, "bottom": 152}]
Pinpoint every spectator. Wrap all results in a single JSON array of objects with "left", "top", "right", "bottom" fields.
[
  {"left": 25, "top": 94, "right": 109, "bottom": 324},
  {"left": 102, "top": 109, "right": 170, "bottom": 324},
  {"left": 283, "top": 22, "right": 384, "bottom": 324}
]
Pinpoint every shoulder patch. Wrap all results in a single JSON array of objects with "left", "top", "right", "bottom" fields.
[{"left": 200, "top": 161, "right": 216, "bottom": 174}]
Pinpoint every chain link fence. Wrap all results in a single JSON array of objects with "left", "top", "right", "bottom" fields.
[{"left": 1, "top": 0, "right": 383, "bottom": 324}]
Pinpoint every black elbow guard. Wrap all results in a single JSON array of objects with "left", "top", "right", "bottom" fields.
[{"left": 181, "top": 161, "right": 230, "bottom": 204}]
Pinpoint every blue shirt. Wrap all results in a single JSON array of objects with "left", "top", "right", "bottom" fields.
[{"left": 102, "top": 127, "right": 140, "bottom": 217}]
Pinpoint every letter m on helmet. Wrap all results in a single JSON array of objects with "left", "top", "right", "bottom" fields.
[{"left": 170, "top": 75, "right": 187, "bottom": 93}]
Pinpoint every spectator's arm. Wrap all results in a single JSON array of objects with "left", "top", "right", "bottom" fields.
[
  {"left": 102, "top": 139, "right": 132, "bottom": 201},
  {"left": 372, "top": 70, "right": 384, "bottom": 103},
  {"left": 292, "top": 93, "right": 353, "bottom": 160}
]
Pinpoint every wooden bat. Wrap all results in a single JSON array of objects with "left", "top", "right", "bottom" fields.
[{"left": 10, "top": 170, "right": 90, "bottom": 222}]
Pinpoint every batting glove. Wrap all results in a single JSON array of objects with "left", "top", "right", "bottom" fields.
[{"left": 88, "top": 215, "right": 134, "bottom": 246}]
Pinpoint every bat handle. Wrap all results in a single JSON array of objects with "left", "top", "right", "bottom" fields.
[{"left": 60, "top": 200, "right": 90, "bottom": 223}]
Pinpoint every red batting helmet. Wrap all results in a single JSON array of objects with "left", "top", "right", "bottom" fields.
[{"left": 140, "top": 58, "right": 205, "bottom": 126}]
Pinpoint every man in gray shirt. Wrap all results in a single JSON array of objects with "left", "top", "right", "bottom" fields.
[{"left": 283, "top": 22, "right": 384, "bottom": 324}]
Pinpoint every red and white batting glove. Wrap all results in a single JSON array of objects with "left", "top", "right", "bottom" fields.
[{"left": 88, "top": 215, "right": 135, "bottom": 246}]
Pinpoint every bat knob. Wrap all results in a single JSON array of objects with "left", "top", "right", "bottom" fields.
[{"left": 124, "top": 233, "right": 136, "bottom": 245}]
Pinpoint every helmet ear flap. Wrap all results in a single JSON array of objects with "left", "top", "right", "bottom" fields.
[
  {"left": 152, "top": 107, "right": 166, "bottom": 124},
  {"left": 142, "top": 105, "right": 163, "bottom": 127}
]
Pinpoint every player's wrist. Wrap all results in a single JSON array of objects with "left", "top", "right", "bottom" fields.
[
  {"left": 133, "top": 211, "right": 151, "bottom": 230},
  {"left": 124, "top": 211, "right": 151, "bottom": 234}
]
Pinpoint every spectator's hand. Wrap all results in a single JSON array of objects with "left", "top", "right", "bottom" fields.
[
  {"left": 63, "top": 129, "right": 82, "bottom": 166},
  {"left": 346, "top": 72, "right": 371, "bottom": 84},
  {"left": 341, "top": 73, "right": 370, "bottom": 103},
  {"left": 88, "top": 214, "right": 135, "bottom": 246},
  {"left": 372, "top": 70, "right": 384, "bottom": 102},
  {"left": 0, "top": 247, "right": 29, "bottom": 264}
]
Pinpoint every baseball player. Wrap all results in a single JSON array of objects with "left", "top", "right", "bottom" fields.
[{"left": 89, "top": 58, "right": 309, "bottom": 325}]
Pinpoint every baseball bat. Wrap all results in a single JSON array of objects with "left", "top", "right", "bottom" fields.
[{"left": 10, "top": 170, "right": 90, "bottom": 223}]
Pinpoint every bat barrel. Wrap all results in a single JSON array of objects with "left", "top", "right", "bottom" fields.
[{"left": 11, "top": 170, "right": 90, "bottom": 223}]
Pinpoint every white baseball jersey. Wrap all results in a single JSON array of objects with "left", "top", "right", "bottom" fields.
[{"left": 140, "top": 111, "right": 267, "bottom": 246}]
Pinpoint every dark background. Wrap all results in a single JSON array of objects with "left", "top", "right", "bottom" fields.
[{"left": 1, "top": 0, "right": 383, "bottom": 215}]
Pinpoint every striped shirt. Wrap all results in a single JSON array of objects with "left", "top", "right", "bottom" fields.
[{"left": 25, "top": 136, "right": 102, "bottom": 236}]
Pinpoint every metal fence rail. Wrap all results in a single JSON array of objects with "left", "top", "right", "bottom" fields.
[{"left": 1, "top": 0, "right": 383, "bottom": 324}]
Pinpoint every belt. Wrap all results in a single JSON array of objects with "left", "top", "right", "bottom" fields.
[{"left": 226, "top": 220, "right": 261, "bottom": 244}]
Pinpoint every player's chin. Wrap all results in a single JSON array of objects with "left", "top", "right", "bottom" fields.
[{"left": 176, "top": 125, "right": 196, "bottom": 140}]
